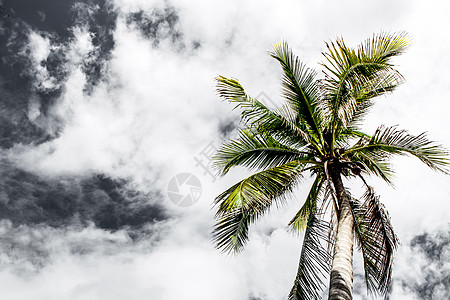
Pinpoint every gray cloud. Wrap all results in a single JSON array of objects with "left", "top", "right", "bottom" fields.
[
  {"left": 126, "top": 5, "right": 182, "bottom": 48},
  {"left": 0, "top": 1, "right": 119, "bottom": 147},
  {"left": 0, "top": 218, "right": 171, "bottom": 279},
  {"left": 400, "top": 228, "right": 450, "bottom": 299},
  {"left": 0, "top": 158, "right": 168, "bottom": 230}
]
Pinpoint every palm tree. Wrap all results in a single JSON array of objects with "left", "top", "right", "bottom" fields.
[{"left": 211, "top": 33, "right": 448, "bottom": 299}]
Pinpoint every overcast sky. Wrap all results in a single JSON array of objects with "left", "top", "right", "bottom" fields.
[{"left": 0, "top": 0, "right": 449, "bottom": 299}]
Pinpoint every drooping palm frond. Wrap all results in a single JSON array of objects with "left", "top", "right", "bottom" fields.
[
  {"left": 216, "top": 76, "right": 313, "bottom": 148},
  {"left": 213, "top": 161, "right": 305, "bottom": 253},
  {"left": 212, "top": 129, "right": 314, "bottom": 176},
  {"left": 321, "top": 32, "right": 409, "bottom": 141},
  {"left": 212, "top": 208, "right": 254, "bottom": 254},
  {"left": 344, "top": 125, "right": 450, "bottom": 174},
  {"left": 270, "top": 41, "right": 325, "bottom": 144},
  {"left": 288, "top": 214, "right": 332, "bottom": 300},
  {"left": 351, "top": 185, "right": 399, "bottom": 296},
  {"left": 288, "top": 174, "right": 324, "bottom": 233}
]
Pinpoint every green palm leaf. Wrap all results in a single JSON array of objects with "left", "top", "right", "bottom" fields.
[
  {"left": 212, "top": 208, "right": 254, "bottom": 254},
  {"left": 338, "top": 69, "right": 403, "bottom": 134},
  {"left": 216, "top": 76, "right": 312, "bottom": 147},
  {"left": 213, "top": 129, "right": 314, "bottom": 176},
  {"left": 270, "top": 41, "right": 325, "bottom": 144},
  {"left": 213, "top": 161, "right": 305, "bottom": 253},
  {"left": 344, "top": 125, "right": 450, "bottom": 174},
  {"left": 321, "top": 32, "right": 409, "bottom": 148}
]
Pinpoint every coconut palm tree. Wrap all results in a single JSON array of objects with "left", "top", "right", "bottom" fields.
[{"left": 211, "top": 33, "right": 448, "bottom": 299}]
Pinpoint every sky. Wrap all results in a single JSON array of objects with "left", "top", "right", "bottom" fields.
[{"left": 0, "top": 0, "right": 449, "bottom": 299}]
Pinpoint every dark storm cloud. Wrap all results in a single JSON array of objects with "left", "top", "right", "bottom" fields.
[
  {"left": 126, "top": 4, "right": 183, "bottom": 49},
  {"left": 71, "top": 1, "right": 117, "bottom": 93},
  {"left": 217, "top": 117, "right": 240, "bottom": 140},
  {"left": 4, "top": 0, "right": 117, "bottom": 87},
  {"left": 2, "top": 0, "right": 115, "bottom": 38},
  {"left": 0, "top": 15, "right": 57, "bottom": 147},
  {"left": 0, "top": 1, "right": 68, "bottom": 107},
  {"left": 0, "top": 17, "right": 66, "bottom": 140},
  {"left": 0, "top": 1, "right": 169, "bottom": 243},
  {"left": 0, "top": 1, "right": 118, "bottom": 148},
  {"left": 0, "top": 159, "right": 167, "bottom": 231},
  {"left": 0, "top": 157, "right": 169, "bottom": 274},
  {"left": 3, "top": 0, "right": 74, "bottom": 37},
  {"left": 0, "top": 86, "right": 52, "bottom": 148},
  {"left": 399, "top": 227, "right": 450, "bottom": 299},
  {"left": 410, "top": 229, "right": 448, "bottom": 262},
  {"left": 0, "top": 12, "right": 33, "bottom": 90}
]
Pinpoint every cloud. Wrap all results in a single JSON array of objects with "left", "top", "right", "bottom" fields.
[
  {"left": 25, "top": 31, "right": 61, "bottom": 91},
  {"left": 0, "top": 219, "right": 173, "bottom": 300},
  {"left": 0, "top": 159, "right": 167, "bottom": 230},
  {"left": 388, "top": 226, "right": 450, "bottom": 300}
]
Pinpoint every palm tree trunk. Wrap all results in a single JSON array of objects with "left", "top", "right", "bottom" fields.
[{"left": 328, "top": 170, "right": 354, "bottom": 300}]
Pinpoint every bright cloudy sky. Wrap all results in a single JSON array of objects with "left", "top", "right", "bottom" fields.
[{"left": 0, "top": 0, "right": 449, "bottom": 299}]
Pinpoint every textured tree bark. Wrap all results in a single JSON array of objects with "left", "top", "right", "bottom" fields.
[{"left": 328, "top": 168, "right": 354, "bottom": 300}]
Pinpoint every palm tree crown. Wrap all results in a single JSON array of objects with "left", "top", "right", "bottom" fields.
[{"left": 212, "top": 33, "right": 448, "bottom": 299}]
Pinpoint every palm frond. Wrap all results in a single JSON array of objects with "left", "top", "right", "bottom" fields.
[
  {"left": 321, "top": 32, "right": 409, "bottom": 135},
  {"left": 288, "top": 175, "right": 324, "bottom": 233},
  {"left": 358, "top": 32, "right": 410, "bottom": 63},
  {"left": 212, "top": 208, "right": 254, "bottom": 253},
  {"left": 341, "top": 129, "right": 372, "bottom": 139},
  {"left": 216, "top": 76, "right": 312, "bottom": 147},
  {"left": 288, "top": 214, "right": 332, "bottom": 300},
  {"left": 213, "top": 161, "right": 305, "bottom": 253},
  {"left": 338, "top": 69, "right": 403, "bottom": 134},
  {"left": 332, "top": 68, "right": 403, "bottom": 131},
  {"left": 270, "top": 41, "right": 325, "bottom": 143},
  {"left": 339, "top": 101, "right": 373, "bottom": 139},
  {"left": 344, "top": 125, "right": 450, "bottom": 174},
  {"left": 322, "top": 32, "right": 408, "bottom": 86},
  {"left": 351, "top": 185, "right": 399, "bottom": 295},
  {"left": 274, "top": 103, "right": 321, "bottom": 150},
  {"left": 212, "top": 129, "right": 313, "bottom": 176}
]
